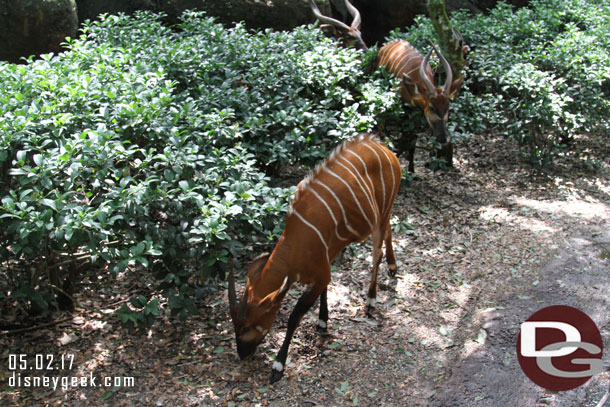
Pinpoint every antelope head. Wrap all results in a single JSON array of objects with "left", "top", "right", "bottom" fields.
[
  {"left": 227, "top": 254, "right": 291, "bottom": 359},
  {"left": 410, "top": 42, "right": 464, "bottom": 146},
  {"left": 310, "top": 0, "right": 367, "bottom": 50}
]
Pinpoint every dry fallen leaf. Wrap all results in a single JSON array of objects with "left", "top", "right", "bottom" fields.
[{"left": 57, "top": 332, "right": 79, "bottom": 346}]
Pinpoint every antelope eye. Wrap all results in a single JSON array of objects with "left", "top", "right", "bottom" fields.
[{"left": 239, "top": 326, "right": 261, "bottom": 342}]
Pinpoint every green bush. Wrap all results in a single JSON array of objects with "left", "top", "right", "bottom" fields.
[
  {"left": 391, "top": 0, "right": 610, "bottom": 168},
  {"left": 78, "top": 12, "right": 400, "bottom": 172},
  {"left": 0, "top": 11, "right": 401, "bottom": 325}
]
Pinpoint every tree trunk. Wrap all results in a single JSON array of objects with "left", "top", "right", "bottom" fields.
[{"left": 427, "top": 0, "right": 465, "bottom": 80}]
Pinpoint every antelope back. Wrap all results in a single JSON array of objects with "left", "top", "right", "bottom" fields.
[
  {"left": 287, "top": 134, "right": 401, "bottom": 264},
  {"left": 378, "top": 39, "right": 433, "bottom": 108}
]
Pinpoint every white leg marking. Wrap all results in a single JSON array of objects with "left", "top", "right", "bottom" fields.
[
  {"left": 317, "top": 319, "right": 327, "bottom": 329},
  {"left": 272, "top": 361, "right": 284, "bottom": 372},
  {"left": 366, "top": 297, "right": 376, "bottom": 308}
]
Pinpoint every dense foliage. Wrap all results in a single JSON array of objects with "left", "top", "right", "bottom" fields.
[
  {"left": 392, "top": 0, "right": 610, "bottom": 168},
  {"left": 0, "top": 11, "right": 400, "bottom": 324}
]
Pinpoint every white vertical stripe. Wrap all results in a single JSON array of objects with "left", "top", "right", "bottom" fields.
[
  {"left": 361, "top": 142, "right": 386, "bottom": 213},
  {"left": 292, "top": 209, "right": 329, "bottom": 262},
  {"left": 313, "top": 179, "right": 360, "bottom": 237},
  {"left": 336, "top": 157, "right": 378, "bottom": 225},
  {"left": 287, "top": 135, "right": 397, "bottom": 257},
  {"left": 345, "top": 149, "right": 375, "bottom": 196},
  {"left": 374, "top": 142, "right": 398, "bottom": 215},
  {"left": 387, "top": 41, "right": 411, "bottom": 72},
  {"left": 385, "top": 42, "right": 402, "bottom": 72},
  {"left": 380, "top": 41, "right": 428, "bottom": 101},
  {"left": 308, "top": 185, "right": 349, "bottom": 241},
  {"left": 395, "top": 54, "right": 419, "bottom": 77},
  {"left": 325, "top": 167, "right": 374, "bottom": 230},
  {"left": 387, "top": 47, "right": 403, "bottom": 72}
]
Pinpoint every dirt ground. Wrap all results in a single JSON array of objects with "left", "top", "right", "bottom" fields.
[{"left": 1, "top": 133, "right": 609, "bottom": 406}]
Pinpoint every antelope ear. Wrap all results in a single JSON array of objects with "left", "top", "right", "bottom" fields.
[
  {"left": 320, "top": 24, "right": 340, "bottom": 37},
  {"left": 260, "top": 276, "right": 291, "bottom": 309},
  {"left": 247, "top": 253, "right": 270, "bottom": 282},
  {"left": 448, "top": 76, "right": 465, "bottom": 98},
  {"left": 409, "top": 95, "right": 428, "bottom": 111}
]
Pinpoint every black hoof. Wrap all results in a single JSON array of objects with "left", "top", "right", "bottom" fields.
[
  {"left": 316, "top": 319, "right": 328, "bottom": 334},
  {"left": 269, "top": 369, "right": 284, "bottom": 384}
]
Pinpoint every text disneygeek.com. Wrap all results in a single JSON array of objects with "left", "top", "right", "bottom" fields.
[
  {"left": 8, "top": 372, "right": 135, "bottom": 391},
  {"left": 6, "top": 354, "right": 135, "bottom": 391}
]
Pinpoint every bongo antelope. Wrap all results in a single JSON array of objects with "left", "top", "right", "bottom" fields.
[
  {"left": 228, "top": 134, "right": 401, "bottom": 383},
  {"left": 310, "top": 0, "right": 464, "bottom": 171}
]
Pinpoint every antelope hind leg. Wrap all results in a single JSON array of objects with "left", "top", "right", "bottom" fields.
[
  {"left": 384, "top": 223, "right": 398, "bottom": 277},
  {"left": 365, "top": 228, "right": 385, "bottom": 316}
]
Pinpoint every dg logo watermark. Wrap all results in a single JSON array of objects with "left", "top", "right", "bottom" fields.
[{"left": 517, "top": 305, "right": 605, "bottom": 391}]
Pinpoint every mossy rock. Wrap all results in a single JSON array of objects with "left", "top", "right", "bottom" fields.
[{"left": 0, "top": 0, "right": 78, "bottom": 63}]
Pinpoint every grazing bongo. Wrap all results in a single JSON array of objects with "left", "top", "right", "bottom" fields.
[
  {"left": 227, "top": 134, "right": 401, "bottom": 383},
  {"left": 310, "top": 0, "right": 465, "bottom": 171}
]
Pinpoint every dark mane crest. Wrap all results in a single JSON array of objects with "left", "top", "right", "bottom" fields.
[{"left": 289, "top": 134, "right": 380, "bottom": 212}]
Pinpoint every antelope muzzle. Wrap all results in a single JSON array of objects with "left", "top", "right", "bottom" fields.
[{"left": 432, "top": 119, "right": 451, "bottom": 145}]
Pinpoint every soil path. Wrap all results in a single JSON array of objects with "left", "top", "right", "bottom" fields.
[{"left": 434, "top": 225, "right": 610, "bottom": 407}]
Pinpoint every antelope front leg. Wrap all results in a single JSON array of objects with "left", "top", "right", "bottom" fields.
[
  {"left": 270, "top": 285, "right": 325, "bottom": 383},
  {"left": 407, "top": 144, "right": 415, "bottom": 173}
]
